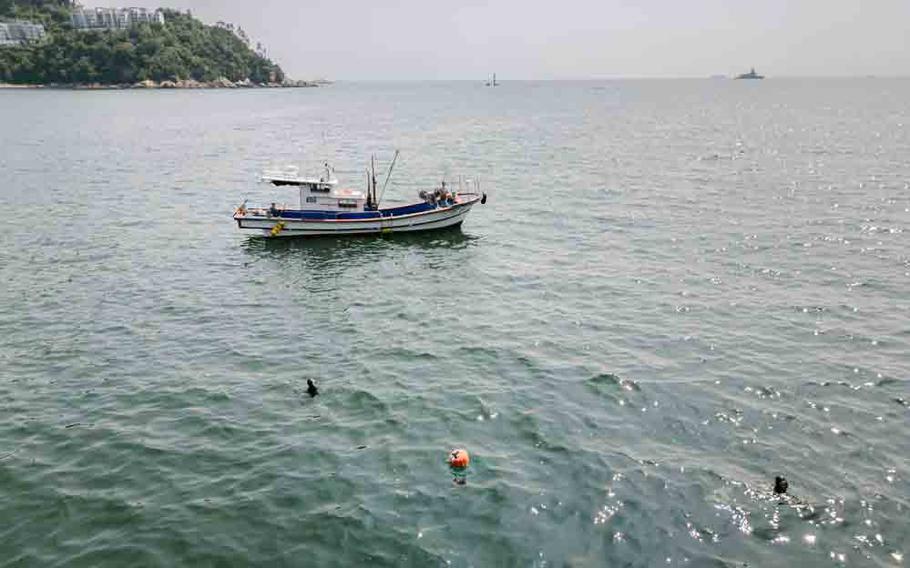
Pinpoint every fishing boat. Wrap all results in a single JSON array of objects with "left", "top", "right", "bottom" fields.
[{"left": 233, "top": 153, "right": 487, "bottom": 238}]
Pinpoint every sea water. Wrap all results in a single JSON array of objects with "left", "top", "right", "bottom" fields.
[{"left": 0, "top": 80, "right": 908, "bottom": 566}]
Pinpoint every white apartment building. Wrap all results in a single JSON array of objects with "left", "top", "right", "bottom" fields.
[
  {"left": 70, "top": 7, "right": 165, "bottom": 31},
  {"left": 0, "top": 20, "right": 47, "bottom": 46}
]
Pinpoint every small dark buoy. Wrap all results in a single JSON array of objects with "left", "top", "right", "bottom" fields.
[
  {"left": 306, "top": 379, "right": 319, "bottom": 398},
  {"left": 480, "top": 193, "right": 487, "bottom": 205},
  {"left": 773, "top": 475, "right": 788, "bottom": 495}
]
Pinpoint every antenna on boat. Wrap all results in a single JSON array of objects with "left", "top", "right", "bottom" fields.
[
  {"left": 377, "top": 150, "right": 400, "bottom": 206},
  {"left": 320, "top": 130, "right": 327, "bottom": 163}
]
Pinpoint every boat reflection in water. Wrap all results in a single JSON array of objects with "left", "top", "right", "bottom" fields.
[
  {"left": 240, "top": 223, "right": 481, "bottom": 281},
  {"left": 242, "top": 222, "right": 477, "bottom": 255}
]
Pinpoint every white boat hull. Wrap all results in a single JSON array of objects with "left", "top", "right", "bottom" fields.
[{"left": 235, "top": 197, "right": 479, "bottom": 238}]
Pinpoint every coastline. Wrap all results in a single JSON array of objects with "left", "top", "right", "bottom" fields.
[{"left": 0, "top": 78, "right": 324, "bottom": 90}]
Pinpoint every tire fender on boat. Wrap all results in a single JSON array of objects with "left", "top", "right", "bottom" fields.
[
  {"left": 270, "top": 221, "right": 286, "bottom": 237},
  {"left": 481, "top": 193, "right": 487, "bottom": 205}
]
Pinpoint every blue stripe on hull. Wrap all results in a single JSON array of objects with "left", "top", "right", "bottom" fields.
[{"left": 274, "top": 201, "right": 438, "bottom": 221}]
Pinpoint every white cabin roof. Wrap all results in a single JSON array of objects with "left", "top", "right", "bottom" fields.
[{"left": 261, "top": 165, "right": 338, "bottom": 187}]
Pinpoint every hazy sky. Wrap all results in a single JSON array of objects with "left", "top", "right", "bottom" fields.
[{"left": 94, "top": 0, "right": 910, "bottom": 80}]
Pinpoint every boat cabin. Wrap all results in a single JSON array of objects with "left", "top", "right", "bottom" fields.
[{"left": 261, "top": 164, "right": 367, "bottom": 212}]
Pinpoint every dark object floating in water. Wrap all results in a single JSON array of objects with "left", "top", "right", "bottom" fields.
[
  {"left": 773, "top": 475, "right": 789, "bottom": 495},
  {"left": 306, "top": 379, "right": 319, "bottom": 398},
  {"left": 735, "top": 67, "right": 764, "bottom": 80}
]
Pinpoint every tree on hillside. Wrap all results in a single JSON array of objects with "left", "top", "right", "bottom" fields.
[{"left": 0, "top": 5, "right": 287, "bottom": 85}]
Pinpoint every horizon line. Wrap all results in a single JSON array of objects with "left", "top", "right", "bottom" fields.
[{"left": 315, "top": 75, "right": 909, "bottom": 81}]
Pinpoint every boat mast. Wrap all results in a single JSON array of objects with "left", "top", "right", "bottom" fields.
[
  {"left": 370, "top": 155, "right": 378, "bottom": 210},
  {"left": 365, "top": 169, "right": 372, "bottom": 209}
]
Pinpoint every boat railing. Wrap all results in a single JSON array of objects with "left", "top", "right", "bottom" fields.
[{"left": 261, "top": 161, "right": 340, "bottom": 186}]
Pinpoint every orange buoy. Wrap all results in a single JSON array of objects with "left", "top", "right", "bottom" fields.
[{"left": 448, "top": 448, "right": 470, "bottom": 469}]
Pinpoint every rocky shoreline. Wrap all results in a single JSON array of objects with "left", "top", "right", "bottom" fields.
[{"left": 0, "top": 78, "right": 323, "bottom": 90}]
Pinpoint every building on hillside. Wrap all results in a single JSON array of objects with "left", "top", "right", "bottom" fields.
[
  {"left": 0, "top": 20, "right": 47, "bottom": 47},
  {"left": 70, "top": 7, "right": 165, "bottom": 31}
]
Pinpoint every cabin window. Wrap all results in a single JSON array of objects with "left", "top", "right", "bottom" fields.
[
  {"left": 338, "top": 200, "right": 358, "bottom": 208},
  {"left": 306, "top": 196, "right": 317, "bottom": 203},
  {"left": 310, "top": 184, "right": 330, "bottom": 193}
]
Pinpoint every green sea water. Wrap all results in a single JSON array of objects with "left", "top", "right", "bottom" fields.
[{"left": 1, "top": 80, "right": 908, "bottom": 566}]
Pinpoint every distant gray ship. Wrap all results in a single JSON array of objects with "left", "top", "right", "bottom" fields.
[{"left": 735, "top": 67, "right": 764, "bottom": 80}]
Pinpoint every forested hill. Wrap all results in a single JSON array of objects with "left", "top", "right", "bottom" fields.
[{"left": 0, "top": 0, "right": 287, "bottom": 85}]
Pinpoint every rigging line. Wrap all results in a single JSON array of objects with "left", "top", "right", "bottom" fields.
[{"left": 377, "top": 149, "right": 400, "bottom": 206}]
